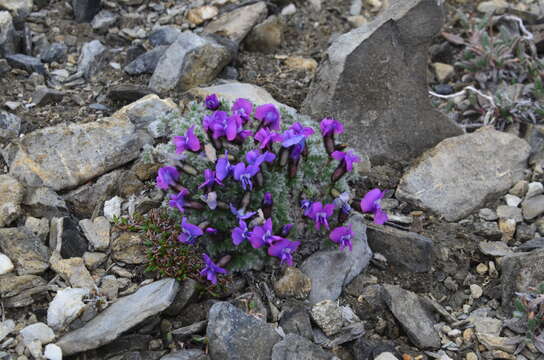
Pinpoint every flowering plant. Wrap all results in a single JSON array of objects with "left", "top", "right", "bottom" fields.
[{"left": 148, "top": 95, "right": 388, "bottom": 284}]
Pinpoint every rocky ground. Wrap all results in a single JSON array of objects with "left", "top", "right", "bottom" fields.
[{"left": 1, "top": 0, "right": 544, "bottom": 359}]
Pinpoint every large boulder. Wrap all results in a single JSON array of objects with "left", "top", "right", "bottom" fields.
[
  {"left": 397, "top": 128, "right": 530, "bottom": 221},
  {"left": 57, "top": 278, "right": 179, "bottom": 355},
  {"left": 7, "top": 117, "right": 141, "bottom": 191},
  {"left": 301, "top": 0, "right": 462, "bottom": 164},
  {"left": 149, "top": 32, "right": 231, "bottom": 93},
  {"left": 300, "top": 214, "right": 372, "bottom": 303}
]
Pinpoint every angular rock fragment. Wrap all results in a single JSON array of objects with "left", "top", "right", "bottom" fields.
[
  {"left": 271, "top": 334, "right": 332, "bottom": 360},
  {"left": 72, "top": 0, "right": 101, "bottom": 22},
  {"left": 0, "top": 227, "right": 49, "bottom": 275},
  {"left": 301, "top": 0, "right": 462, "bottom": 164},
  {"left": 124, "top": 46, "right": 168, "bottom": 75},
  {"left": 501, "top": 249, "right": 544, "bottom": 311},
  {"left": 204, "top": 2, "right": 267, "bottom": 44},
  {"left": 0, "top": 174, "right": 24, "bottom": 227}
]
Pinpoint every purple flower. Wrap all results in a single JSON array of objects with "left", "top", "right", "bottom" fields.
[
  {"left": 307, "top": 202, "right": 335, "bottom": 230},
  {"left": 231, "top": 220, "right": 250, "bottom": 246},
  {"left": 156, "top": 166, "right": 180, "bottom": 190},
  {"left": 178, "top": 217, "right": 204, "bottom": 245},
  {"left": 205, "top": 94, "right": 221, "bottom": 110},
  {"left": 320, "top": 118, "right": 344, "bottom": 136},
  {"left": 233, "top": 162, "right": 260, "bottom": 191},
  {"left": 280, "top": 223, "right": 293, "bottom": 237},
  {"left": 262, "top": 192, "right": 273, "bottom": 218},
  {"left": 281, "top": 122, "right": 314, "bottom": 148},
  {"left": 200, "top": 254, "right": 227, "bottom": 285},
  {"left": 215, "top": 151, "right": 232, "bottom": 182},
  {"left": 334, "top": 192, "right": 352, "bottom": 215},
  {"left": 360, "top": 188, "right": 388, "bottom": 225},
  {"left": 254, "top": 128, "right": 281, "bottom": 150},
  {"left": 255, "top": 104, "right": 281, "bottom": 130},
  {"left": 248, "top": 218, "right": 277, "bottom": 249},
  {"left": 332, "top": 150, "right": 360, "bottom": 172},
  {"left": 268, "top": 238, "right": 300, "bottom": 266},
  {"left": 230, "top": 204, "right": 256, "bottom": 220},
  {"left": 203, "top": 111, "right": 227, "bottom": 133},
  {"left": 169, "top": 189, "right": 189, "bottom": 212},
  {"left": 173, "top": 126, "right": 201, "bottom": 154},
  {"left": 263, "top": 192, "right": 273, "bottom": 206},
  {"left": 300, "top": 199, "right": 312, "bottom": 215},
  {"left": 246, "top": 150, "right": 276, "bottom": 167},
  {"left": 232, "top": 98, "right": 253, "bottom": 123},
  {"left": 330, "top": 225, "right": 353, "bottom": 251},
  {"left": 198, "top": 169, "right": 221, "bottom": 190}
]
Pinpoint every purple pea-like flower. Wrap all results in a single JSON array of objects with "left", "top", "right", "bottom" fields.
[
  {"left": 156, "top": 166, "right": 180, "bottom": 190},
  {"left": 198, "top": 169, "right": 221, "bottom": 190},
  {"left": 215, "top": 151, "right": 232, "bottom": 182},
  {"left": 280, "top": 223, "right": 293, "bottom": 237},
  {"left": 320, "top": 118, "right": 344, "bottom": 136},
  {"left": 329, "top": 224, "right": 353, "bottom": 251},
  {"left": 254, "top": 128, "right": 281, "bottom": 150},
  {"left": 307, "top": 202, "right": 335, "bottom": 230},
  {"left": 334, "top": 192, "right": 352, "bottom": 223},
  {"left": 231, "top": 220, "right": 250, "bottom": 246},
  {"left": 200, "top": 254, "right": 227, "bottom": 285},
  {"left": 255, "top": 104, "right": 281, "bottom": 130},
  {"left": 248, "top": 218, "right": 276, "bottom": 249},
  {"left": 246, "top": 150, "right": 276, "bottom": 167},
  {"left": 178, "top": 217, "right": 204, "bottom": 245},
  {"left": 360, "top": 188, "right": 388, "bottom": 225},
  {"left": 281, "top": 122, "right": 315, "bottom": 148},
  {"left": 233, "top": 162, "right": 260, "bottom": 191},
  {"left": 230, "top": 203, "right": 256, "bottom": 220},
  {"left": 205, "top": 94, "right": 221, "bottom": 110},
  {"left": 169, "top": 189, "right": 189, "bottom": 212},
  {"left": 332, "top": 150, "right": 360, "bottom": 172},
  {"left": 203, "top": 111, "right": 228, "bottom": 133},
  {"left": 173, "top": 126, "right": 201, "bottom": 154},
  {"left": 300, "top": 199, "right": 312, "bottom": 215},
  {"left": 268, "top": 238, "right": 300, "bottom": 266},
  {"left": 232, "top": 98, "right": 253, "bottom": 123}
]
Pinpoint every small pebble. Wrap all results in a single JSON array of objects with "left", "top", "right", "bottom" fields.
[
  {"left": 489, "top": 261, "right": 498, "bottom": 278},
  {"left": 476, "top": 263, "right": 488, "bottom": 275},
  {"left": 463, "top": 328, "right": 474, "bottom": 342},
  {"left": 447, "top": 329, "right": 461, "bottom": 337},
  {"left": 466, "top": 352, "right": 477, "bottom": 360},
  {"left": 504, "top": 194, "right": 521, "bottom": 207},
  {"left": 526, "top": 182, "right": 544, "bottom": 200},
  {"left": 470, "top": 284, "right": 483, "bottom": 299}
]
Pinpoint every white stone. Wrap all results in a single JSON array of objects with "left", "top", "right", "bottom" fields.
[
  {"left": 47, "top": 288, "right": 89, "bottom": 330},
  {"left": 27, "top": 339, "right": 43, "bottom": 359},
  {"left": 504, "top": 194, "right": 522, "bottom": 207},
  {"left": 44, "top": 343, "right": 63, "bottom": 360},
  {"left": 20, "top": 322, "right": 55, "bottom": 346},
  {"left": 0, "top": 319, "right": 15, "bottom": 342},
  {"left": 103, "top": 196, "right": 123, "bottom": 221},
  {"left": 79, "top": 216, "right": 110, "bottom": 250},
  {"left": 470, "top": 284, "right": 483, "bottom": 299},
  {"left": 0, "top": 253, "right": 14, "bottom": 274},
  {"left": 281, "top": 4, "right": 296, "bottom": 16},
  {"left": 375, "top": 353, "right": 399, "bottom": 360},
  {"left": 526, "top": 182, "right": 544, "bottom": 200}
]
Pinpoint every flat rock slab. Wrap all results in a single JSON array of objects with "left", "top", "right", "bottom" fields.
[
  {"left": 367, "top": 225, "right": 432, "bottom": 272},
  {"left": 271, "top": 334, "right": 333, "bottom": 360},
  {"left": 0, "top": 227, "right": 48, "bottom": 275},
  {"left": 203, "top": 2, "right": 267, "bottom": 44},
  {"left": 301, "top": 214, "right": 372, "bottom": 304},
  {"left": 501, "top": 249, "right": 544, "bottom": 311},
  {"left": 382, "top": 284, "right": 441, "bottom": 349},
  {"left": 206, "top": 302, "right": 281, "bottom": 360},
  {"left": 113, "top": 94, "right": 178, "bottom": 130},
  {"left": 397, "top": 128, "right": 530, "bottom": 221},
  {"left": 57, "top": 278, "right": 179, "bottom": 355},
  {"left": 7, "top": 117, "right": 141, "bottom": 191},
  {"left": 301, "top": 0, "right": 462, "bottom": 164}
]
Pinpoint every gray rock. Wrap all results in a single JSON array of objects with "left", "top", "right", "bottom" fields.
[
  {"left": 165, "top": 278, "right": 197, "bottom": 316},
  {"left": 20, "top": 322, "right": 55, "bottom": 346},
  {"left": 479, "top": 209, "right": 499, "bottom": 221},
  {"left": 57, "top": 278, "right": 179, "bottom": 355},
  {"left": 72, "top": 0, "right": 101, "bottom": 22},
  {"left": 245, "top": 15, "right": 284, "bottom": 53},
  {"left": 0, "top": 11, "right": 17, "bottom": 57},
  {"left": 148, "top": 26, "right": 182, "bottom": 46},
  {"left": 310, "top": 300, "right": 344, "bottom": 336},
  {"left": 0, "top": 319, "right": 15, "bottom": 342},
  {"left": 232, "top": 292, "right": 268, "bottom": 322},
  {"left": 40, "top": 42, "right": 67, "bottom": 63},
  {"left": 366, "top": 225, "right": 432, "bottom": 272},
  {"left": 300, "top": 214, "right": 371, "bottom": 303},
  {"left": 5, "top": 53, "right": 45, "bottom": 74},
  {"left": 78, "top": 40, "right": 107, "bottom": 79},
  {"left": 31, "top": 86, "right": 64, "bottom": 106},
  {"left": 301, "top": 0, "right": 462, "bottom": 164},
  {"left": 204, "top": 2, "right": 267, "bottom": 44},
  {"left": 382, "top": 284, "right": 441, "bottom": 349},
  {"left": 83, "top": 251, "right": 107, "bottom": 269},
  {"left": 0, "top": 227, "right": 48, "bottom": 275},
  {"left": 8, "top": 117, "right": 140, "bottom": 191},
  {"left": 478, "top": 241, "right": 513, "bottom": 257},
  {"left": 124, "top": 46, "right": 168, "bottom": 75},
  {"left": 161, "top": 349, "right": 208, "bottom": 360},
  {"left": 0, "top": 110, "right": 20, "bottom": 142},
  {"left": 271, "top": 334, "right": 332, "bottom": 360},
  {"left": 496, "top": 205, "right": 523, "bottom": 223},
  {"left": 79, "top": 216, "right": 110, "bottom": 250},
  {"left": 108, "top": 84, "right": 153, "bottom": 103},
  {"left": 526, "top": 182, "right": 543, "bottom": 200},
  {"left": 473, "top": 221, "right": 502, "bottom": 240},
  {"left": 0, "top": 174, "right": 24, "bottom": 227},
  {"left": 279, "top": 302, "right": 313, "bottom": 340},
  {"left": 91, "top": 10, "right": 117, "bottom": 32},
  {"left": 111, "top": 232, "right": 146, "bottom": 264},
  {"left": 522, "top": 194, "right": 544, "bottom": 220},
  {"left": 206, "top": 302, "right": 281, "bottom": 360},
  {"left": 274, "top": 267, "right": 312, "bottom": 300},
  {"left": 47, "top": 287, "right": 89, "bottom": 330},
  {"left": 50, "top": 217, "right": 89, "bottom": 259},
  {"left": 149, "top": 32, "right": 231, "bottom": 93},
  {"left": 0, "top": 58, "right": 10, "bottom": 73},
  {"left": 397, "top": 128, "right": 530, "bottom": 221},
  {"left": 0, "top": 274, "right": 46, "bottom": 297},
  {"left": 501, "top": 249, "right": 544, "bottom": 311},
  {"left": 112, "top": 94, "right": 178, "bottom": 130},
  {"left": 518, "top": 237, "right": 544, "bottom": 252},
  {"left": 22, "top": 187, "right": 68, "bottom": 219},
  {"left": 50, "top": 255, "right": 95, "bottom": 290},
  {"left": 0, "top": 0, "right": 32, "bottom": 22}
]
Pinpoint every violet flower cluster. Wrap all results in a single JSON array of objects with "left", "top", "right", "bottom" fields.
[{"left": 154, "top": 94, "right": 389, "bottom": 284}]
